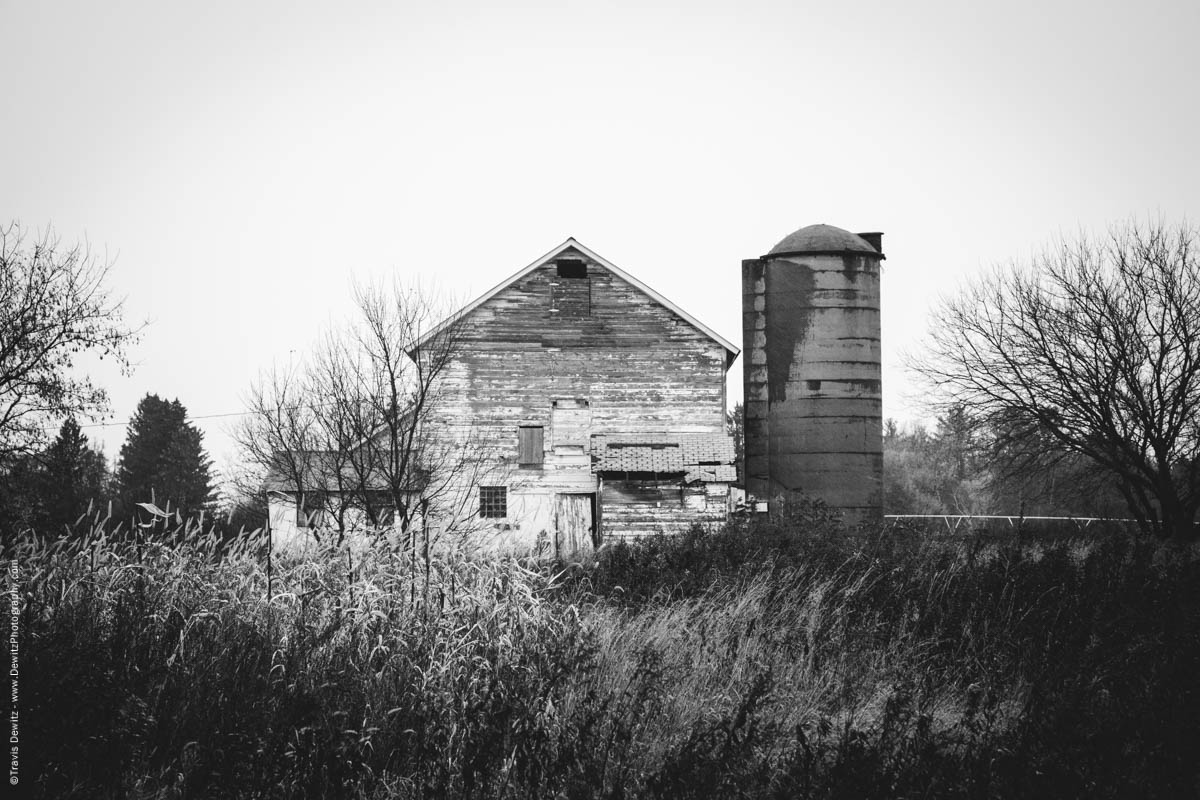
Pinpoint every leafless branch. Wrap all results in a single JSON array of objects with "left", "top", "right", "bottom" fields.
[
  {"left": 910, "top": 219, "right": 1200, "bottom": 542},
  {"left": 0, "top": 223, "right": 142, "bottom": 455}
]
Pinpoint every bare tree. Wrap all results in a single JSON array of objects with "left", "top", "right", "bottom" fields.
[
  {"left": 233, "top": 361, "right": 340, "bottom": 537},
  {"left": 981, "top": 409, "right": 1130, "bottom": 519},
  {"left": 0, "top": 223, "right": 139, "bottom": 455},
  {"left": 913, "top": 219, "right": 1200, "bottom": 543},
  {"left": 236, "top": 278, "right": 494, "bottom": 547},
  {"left": 347, "top": 280, "right": 487, "bottom": 531}
]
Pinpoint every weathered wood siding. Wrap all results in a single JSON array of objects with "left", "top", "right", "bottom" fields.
[
  {"left": 432, "top": 247, "right": 729, "bottom": 547},
  {"left": 600, "top": 479, "right": 729, "bottom": 538},
  {"left": 448, "top": 250, "right": 727, "bottom": 434}
]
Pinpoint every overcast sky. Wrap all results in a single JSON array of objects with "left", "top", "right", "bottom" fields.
[{"left": 3, "top": 0, "right": 1197, "bottom": 481}]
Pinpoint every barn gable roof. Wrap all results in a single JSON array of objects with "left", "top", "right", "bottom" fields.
[{"left": 413, "top": 238, "right": 740, "bottom": 369}]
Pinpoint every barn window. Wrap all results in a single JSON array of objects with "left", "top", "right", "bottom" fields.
[
  {"left": 556, "top": 259, "right": 587, "bottom": 278},
  {"left": 479, "top": 486, "right": 507, "bottom": 518},
  {"left": 296, "top": 491, "right": 327, "bottom": 528},
  {"left": 603, "top": 480, "right": 684, "bottom": 507},
  {"left": 364, "top": 491, "right": 396, "bottom": 526},
  {"left": 518, "top": 426, "right": 544, "bottom": 466}
]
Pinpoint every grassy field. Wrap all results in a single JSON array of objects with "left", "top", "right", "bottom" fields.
[{"left": 18, "top": 504, "right": 1200, "bottom": 798}]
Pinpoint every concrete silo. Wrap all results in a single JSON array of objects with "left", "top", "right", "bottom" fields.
[{"left": 741, "top": 224, "right": 884, "bottom": 522}]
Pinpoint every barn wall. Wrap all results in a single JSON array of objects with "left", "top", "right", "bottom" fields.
[
  {"left": 429, "top": 248, "right": 730, "bottom": 549},
  {"left": 600, "top": 478, "right": 730, "bottom": 540},
  {"left": 268, "top": 494, "right": 307, "bottom": 550},
  {"left": 443, "top": 251, "right": 727, "bottom": 437},
  {"left": 266, "top": 493, "right": 430, "bottom": 553}
]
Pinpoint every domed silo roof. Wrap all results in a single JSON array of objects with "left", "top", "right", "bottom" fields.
[{"left": 767, "top": 224, "right": 881, "bottom": 258}]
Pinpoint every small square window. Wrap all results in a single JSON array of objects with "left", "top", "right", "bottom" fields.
[{"left": 479, "top": 486, "right": 507, "bottom": 518}]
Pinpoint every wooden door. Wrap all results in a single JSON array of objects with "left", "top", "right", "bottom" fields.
[{"left": 555, "top": 493, "right": 594, "bottom": 562}]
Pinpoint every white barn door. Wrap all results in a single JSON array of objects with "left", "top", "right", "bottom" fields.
[{"left": 555, "top": 493, "right": 594, "bottom": 562}]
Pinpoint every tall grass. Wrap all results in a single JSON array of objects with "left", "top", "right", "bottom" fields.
[{"left": 18, "top": 508, "right": 1200, "bottom": 798}]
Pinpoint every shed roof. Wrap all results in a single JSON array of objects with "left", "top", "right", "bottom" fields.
[
  {"left": 412, "top": 238, "right": 740, "bottom": 369},
  {"left": 591, "top": 432, "right": 737, "bottom": 482}
]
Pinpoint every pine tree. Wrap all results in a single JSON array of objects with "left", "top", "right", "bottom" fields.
[
  {"left": 0, "top": 453, "right": 39, "bottom": 537},
  {"left": 0, "top": 418, "right": 108, "bottom": 537},
  {"left": 115, "top": 394, "right": 214, "bottom": 522},
  {"left": 35, "top": 418, "right": 109, "bottom": 532}
]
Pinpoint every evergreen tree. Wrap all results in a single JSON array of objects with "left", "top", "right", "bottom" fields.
[
  {"left": 0, "top": 418, "right": 108, "bottom": 537},
  {"left": 35, "top": 418, "right": 109, "bottom": 532},
  {"left": 0, "top": 452, "right": 40, "bottom": 537},
  {"left": 115, "top": 394, "right": 214, "bottom": 522}
]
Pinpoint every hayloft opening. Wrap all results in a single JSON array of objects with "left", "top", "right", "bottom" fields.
[{"left": 556, "top": 259, "right": 588, "bottom": 279}]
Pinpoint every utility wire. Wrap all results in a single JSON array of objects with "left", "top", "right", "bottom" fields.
[
  {"left": 28, "top": 400, "right": 352, "bottom": 433},
  {"left": 25, "top": 409, "right": 263, "bottom": 432},
  {"left": 69, "top": 410, "right": 254, "bottom": 429}
]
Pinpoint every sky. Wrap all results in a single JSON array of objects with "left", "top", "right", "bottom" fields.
[{"left": 3, "top": 0, "right": 1198, "bottom": 484}]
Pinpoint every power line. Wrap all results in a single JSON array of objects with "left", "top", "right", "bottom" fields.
[
  {"left": 63, "top": 409, "right": 258, "bottom": 431},
  {"left": 30, "top": 400, "right": 350, "bottom": 433}
]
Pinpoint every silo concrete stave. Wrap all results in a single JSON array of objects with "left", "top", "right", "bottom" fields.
[{"left": 742, "top": 224, "right": 884, "bottom": 522}]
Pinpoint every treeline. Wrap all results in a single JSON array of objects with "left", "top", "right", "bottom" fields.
[
  {"left": 883, "top": 406, "right": 1129, "bottom": 519},
  {"left": 0, "top": 393, "right": 264, "bottom": 539},
  {"left": 725, "top": 401, "right": 1131, "bottom": 520}
]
